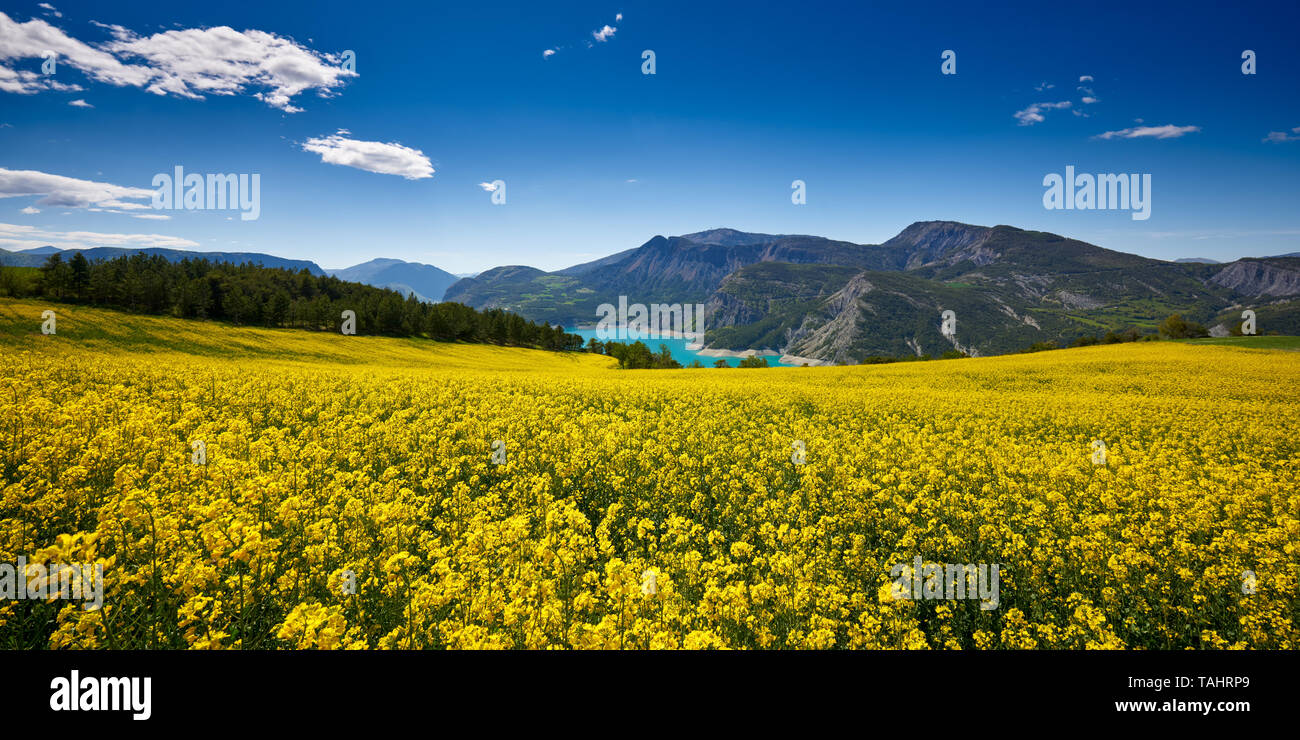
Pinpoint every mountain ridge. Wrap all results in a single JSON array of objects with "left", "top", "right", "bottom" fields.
[
  {"left": 442, "top": 221, "right": 1300, "bottom": 362},
  {"left": 0, "top": 245, "right": 328, "bottom": 274},
  {"left": 1, "top": 247, "right": 462, "bottom": 302},
  {"left": 329, "top": 258, "right": 459, "bottom": 302}
]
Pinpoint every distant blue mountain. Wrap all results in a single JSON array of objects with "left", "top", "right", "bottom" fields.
[
  {"left": 0, "top": 245, "right": 326, "bottom": 274},
  {"left": 1, "top": 246, "right": 464, "bottom": 302},
  {"left": 329, "top": 258, "right": 459, "bottom": 302}
]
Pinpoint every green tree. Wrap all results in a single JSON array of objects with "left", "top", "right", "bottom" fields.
[
  {"left": 1159, "top": 314, "right": 1208, "bottom": 339},
  {"left": 39, "top": 253, "right": 71, "bottom": 299},
  {"left": 68, "top": 252, "right": 91, "bottom": 300}
]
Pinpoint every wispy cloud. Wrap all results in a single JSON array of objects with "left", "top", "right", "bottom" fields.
[
  {"left": 1077, "top": 83, "right": 1097, "bottom": 103},
  {"left": 0, "top": 221, "right": 199, "bottom": 251},
  {"left": 0, "top": 12, "right": 355, "bottom": 112},
  {"left": 37, "top": 3, "right": 62, "bottom": 18},
  {"left": 67, "top": 98, "right": 91, "bottom": 107},
  {"left": 1014, "top": 100, "right": 1071, "bottom": 126},
  {"left": 1072, "top": 75, "right": 1099, "bottom": 115},
  {"left": 301, "top": 131, "right": 435, "bottom": 179},
  {"left": 1094, "top": 124, "right": 1200, "bottom": 140},
  {"left": 0, "top": 167, "right": 155, "bottom": 216},
  {"left": 478, "top": 181, "right": 499, "bottom": 192},
  {"left": 1144, "top": 228, "right": 1300, "bottom": 240},
  {"left": 1263, "top": 126, "right": 1300, "bottom": 143},
  {"left": 544, "top": 14, "right": 622, "bottom": 58}
]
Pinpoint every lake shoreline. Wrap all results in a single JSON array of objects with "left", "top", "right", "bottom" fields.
[
  {"left": 694, "top": 347, "right": 830, "bottom": 366},
  {"left": 569, "top": 328, "right": 805, "bottom": 367}
]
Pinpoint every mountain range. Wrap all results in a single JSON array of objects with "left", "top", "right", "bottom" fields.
[
  {"left": 0, "top": 246, "right": 458, "bottom": 302},
  {"left": 7, "top": 224, "right": 1298, "bottom": 363},
  {"left": 0, "top": 245, "right": 327, "bottom": 274},
  {"left": 327, "top": 258, "right": 458, "bottom": 303},
  {"left": 444, "top": 222, "right": 1300, "bottom": 363}
]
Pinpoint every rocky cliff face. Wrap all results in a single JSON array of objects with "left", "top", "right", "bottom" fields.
[
  {"left": 880, "top": 221, "right": 994, "bottom": 269},
  {"left": 1209, "top": 259, "right": 1300, "bottom": 297},
  {"left": 445, "top": 222, "right": 1299, "bottom": 357},
  {"left": 782, "top": 273, "right": 875, "bottom": 364}
]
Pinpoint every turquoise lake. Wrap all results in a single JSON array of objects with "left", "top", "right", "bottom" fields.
[{"left": 569, "top": 329, "right": 797, "bottom": 368}]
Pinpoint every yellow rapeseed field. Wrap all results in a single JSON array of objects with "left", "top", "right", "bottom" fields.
[{"left": 1, "top": 300, "right": 1297, "bottom": 649}]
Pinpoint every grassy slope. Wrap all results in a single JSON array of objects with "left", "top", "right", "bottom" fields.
[
  {"left": 1180, "top": 335, "right": 1300, "bottom": 350},
  {"left": 0, "top": 298, "right": 617, "bottom": 372},
  {"left": 5, "top": 297, "right": 1298, "bottom": 377}
]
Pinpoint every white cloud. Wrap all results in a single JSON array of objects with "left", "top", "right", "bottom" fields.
[
  {"left": 1263, "top": 126, "right": 1300, "bottom": 143},
  {"left": 0, "top": 221, "right": 199, "bottom": 251},
  {"left": 0, "top": 168, "right": 154, "bottom": 214},
  {"left": 1143, "top": 228, "right": 1300, "bottom": 242},
  {"left": 478, "top": 181, "right": 499, "bottom": 192},
  {"left": 1034, "top": 82, "right": 1054, "bottom": 92},
  {"left": 68, "top": 98, "right": 92, "bottom": 107},
  {"left": 101, "top": 25, "right": 355, "bottom": 113},
  {"left": 20, "top": 205, "right": 39, "bottom": 214},
  {"left": 301, "top": 131, "right": 435, "bottom": 179},
  {"left": 1075, "top": 75, "right": 1098, "bottom": 105},
  {"left": 0, "top": 12, "right": 355, "bottom": 112},
  {"left": 0, "top": 13, "right": 154, "bottom": 94},
  {"left": 1094, "top": 124, "right": 1201, "bottom": 140},
  {"left": 547, "top": 15, "right": 622, "bottom": 58},
  {"left": 1013, "top": 100, "right": 1071, "bottom": 126},
  {"left": 0, "top": 64, "right": 82, "bottom": 94}
]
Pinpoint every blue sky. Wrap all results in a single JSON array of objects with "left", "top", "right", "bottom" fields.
[{"left": 1, "top": 0, "right": 1298, "bottom": 272}]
